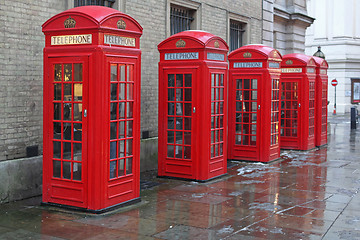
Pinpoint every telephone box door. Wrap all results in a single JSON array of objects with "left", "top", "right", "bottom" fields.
[
  {"left": 230, "top": 74, "right": 261, "bottom": 160},
  {"left": 44, "top": 56, "right": 88, "bottom": 208},
  {"left": 160, "top": 69, "right": 196, "bottom": 179},
  {"left": 280, "top": 78, "right": 300, "bottom": 148}
]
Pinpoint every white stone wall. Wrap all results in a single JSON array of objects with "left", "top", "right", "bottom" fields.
[{"left": 305, "top": 0, "right": 360, "bottom": 114}]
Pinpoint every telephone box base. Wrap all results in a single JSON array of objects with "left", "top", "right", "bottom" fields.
[
  {"left": 228, "top": 157, "right": 282, "bottom": 164},
  {"left": 41, "top": 197, "right": 141, "bottom": 214}
]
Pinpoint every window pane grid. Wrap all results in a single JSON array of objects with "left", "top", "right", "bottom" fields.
[
  {"left": 230, "top": 20, "right": 245, "bottom": 52},
  {"left": 74, "top": 0, "right": 115, "bottom": 7},
  {"left": 170, "top": 6, "right": 194, "bottom": 35},
  {"left": 211, "top": 74, "right": 225, "bottom": 158},
  {"left": 235, "top": 78, "right": 257, "bottom": 146},
  {"left": 167, "top": 74, "right": 192, "bottom": 160},
  {"left": 280, "top": 82, "right": 298, "bottom": 137},
  {"left": 271, "top": 79, "right": 280, "bottom": 145},
  {"left": 109, "top": 64, "right": 134, "bottom": 180},
  {"left": 52, "top": 63, "right": 83, "bottom": 181},
  {"left": 309, "top": 81, "right": 315, "bottom": 136}
]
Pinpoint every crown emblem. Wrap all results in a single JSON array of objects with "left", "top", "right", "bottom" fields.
[
  {"left": 214, "top": 41, "right": 220, "bottom": 48},
  {"left": 117, "top": 18, "right": 126, "bottom": 29},
  {"left": 243, "top": 52, "right": 252, "bottom": 58},
  {"left": 64, "top": 17, "right": 76, "bottom": 28},
  {"left": 286, "top": 60, "right": 293, "bottom": 65},
  {"left": 176, "top": 39, "right": 186, "bottom": 48}
]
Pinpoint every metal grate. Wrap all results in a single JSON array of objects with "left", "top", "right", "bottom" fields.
[
  {"left": 75, "top": 0, "right": 115, "bottom": 7},
  {"left": 230, "top": 21, "right": 245, "bottom": 52},
  {"left": 170, "top": 6, "right": 194, "bottom": 35}
]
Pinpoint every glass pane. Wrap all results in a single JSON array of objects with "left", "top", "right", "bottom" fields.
[
  {"left": 53, "top": 160, "right": 61, "bottom": 178},
  {"left": 184, "top": 89, "right": 191, "bottom": 102},
  {"left": 119, "top": 83, "right": 125, "bottom": 100},
  {"left": 119, "top": 102, "right": 125, "bottom": 119},
  {"left": 118, "top": 140, "right": 125, "bottom": 158},
  {"left": 126, "top": 139, "right": 133, "bottom": 156},
  {"left": 252, "top": 79, "right": 257, "bottom": 89},
  {"left": 127, "top": 65, "right": 133, "bottom": 82},
  {"left": 64, "top": 64, "right": 72, "bottom": 82},
  {"left": 168, "top": 103, "right": 175, "bottom": 115},
  {"left": 73, "top": 103, "right": 82, "bottom": 121},
  {"left": 184, "top": 146, "right": 191, "bottom": 159},
  {"left": 54, "top": 64, "right": 62, "bottom": 82},
  {"left": 120, "top": 65, "right": 125, "bottom": 81},
  {"left": 111, "top": 64, "right": 117, "bottom": 82},
  {"left": 54, "top": 103, "right": 61, "bottom": 120},
  {"left": 110, "top": 103, "right": 117, "bottom": 120},
  {"left": 168, "top": 88, "right": 175, "bottom": 101},
  {"left": 118, "top": 159, "right": 125, "bottom": 176},
  {"left": 73, "top": 162, "right": 82, "bottom": 181},
  {"left": 111, "top": 83, "right": 118, "bottom": 100},
  {"left": 176, "top": 74, "right": 183, "bottom": 87},
  {"left": 127, "top": 102, "right": 133, "bottom": 118},
  {"left": 53, "top": 122, "right": 61, "bottom": 140},
  {"left": 63, "top": 123, "right": 71, "bottom": 140},
  {"left": 168, "top": 74, "right": 175, "bottom": 87},
  {"left": 244, "top": 79, "right": 250, "bottom": 89},
  {"left": 176, "top": 103, "right": 183, "bottom": 115},
  {"left": 63, "top": 142, "right": 71, "bottom": 160},
  {"left": 110, "top": 122, "right": 117, "bottom": 140},
  {"left": 167, "top": 131, "right": 174, "bottom": 144},
  {"left": 63, "top": 161, "right": 71, "bottom": 179},
  {"left": 110, "top": 142, "right": 116, "bottom": 159},
  {"left": 185, "top": 74, "right": 191, "bottom": 87},
  {"left": 167, "top": 145, "right": 174, "bottom": 158},
  {"left": 126, "top": 158, "right": 133, "bottom": 174},
  {"left": 184, "top": 103, "right": 191, "bottom": 116},
  {"left": 64, "top": 84, "right": 72, "bottom": 101},
  {"left": 110, "top": 161, "right": 116, "bottom": 179},
  {"left": 119, "top": 121, "right": 125, "bottom": 138},
  {"left": 73, "top": 143, "right": 82, "bottom": 161},
  {"left": 236, "top": 79, "right": 242, "bottom": 89},
  {"left": 127, "top": 83, "right": 133, "bottom": 100},
  {"left": 74, "top": 64, "right": 82, "bottom": 82},
  {"left": 176, "top": 131, "right": 183, "bottom": 144},
  {"left": 175, "top": 118, "right": 183, "bottom": 130},
  {"left": 176, "top": 89, "right": 183, "bottom": 101},
  {"left": 74, "top": 84, "right": 82, "bottom": 101},
  {"left": 127, "top": 121, "right": 133, "bottom": 137},
  {"left": 168, "top": 117, "right": 174, "bottom": 129},
  {"left": 184, "top": 118, "right": 191, "bottom": 130},
  {"left": 175, "top": 145, "right": 183, "bottom": 158},
  {"left": 53, "top": 141, "right": 61, "bottom": 159},
  {"left": 54, "top": 84, "right": 62, "bottom": 100},
  {"left": 184, "top": 132, "right": 191, "bottom": 145}
]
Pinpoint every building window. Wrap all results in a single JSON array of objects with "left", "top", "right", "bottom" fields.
[
  {"left": 170, "top": 5, "right": 194, "bottom": 35},
  {"left": 351, "top": 78, "right": 360, "bottom": 104},
  {"left": 75, "top": 0, "right": 115, "bottom": 7},
  {"left": 230, "top": 20, "right": 245, "bottom": 52}
]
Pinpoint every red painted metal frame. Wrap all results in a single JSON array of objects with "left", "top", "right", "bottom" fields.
[
  {"left": 228, "top": 45, "right": 282, "bottom": 162},
  {"left": 157, "top": 31, "right": 229, "bottom": 181},
  {"left": 280, "top": 54, "right": 316, "bottom": 150},
  {"left": 42, "top": 6, "right": 142, "bottom": 212},
  {"left": 313, "top": 56, "right": 328, "bottom": 147}
]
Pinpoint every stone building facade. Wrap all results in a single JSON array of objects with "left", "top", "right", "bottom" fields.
[
  {"left": 262, "top": 0, "right": 314, "bottom": 55},
  {"left": 305, "top": 0, "right": 360, "bottom": 114}
]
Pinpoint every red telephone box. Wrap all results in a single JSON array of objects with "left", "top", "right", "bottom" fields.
[
  {"left": 313, "top": 56, "right": 328, "bottom": 147},
  {"left": 157, "top": 31, "right": 228, "bottom": 181},
  {"left": 42, "top": 6, "right": 142, "bottom": 213},
  {"left": 280, "top": 54, "right": 316, "bottom": 150},
  {"left": 227, "top": 45, "right": 282, "bottom": 162}
]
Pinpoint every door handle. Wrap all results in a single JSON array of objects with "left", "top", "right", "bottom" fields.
[{"left": 84, "top": 109, "right": 87, "bottom": 118}]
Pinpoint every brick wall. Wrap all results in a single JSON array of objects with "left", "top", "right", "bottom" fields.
[
  {"left": 0, "top": 1, "right": 66, "bottom": 161},
  {"left": 0, "top": 0, "right": 262, "bottom": 160}
]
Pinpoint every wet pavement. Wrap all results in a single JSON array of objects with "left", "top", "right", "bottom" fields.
[{"left": 1, "top": 115, "right": 360, "bottom": 239}]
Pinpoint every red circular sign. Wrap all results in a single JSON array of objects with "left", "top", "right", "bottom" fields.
[{"left": 331, "top": 79, "right": 338, "bottom": 86}]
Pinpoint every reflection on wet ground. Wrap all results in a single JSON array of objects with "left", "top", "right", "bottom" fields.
[{"left": 1, "top": 115, "right": 360, "bottom": 239}]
